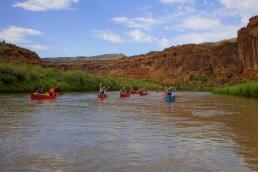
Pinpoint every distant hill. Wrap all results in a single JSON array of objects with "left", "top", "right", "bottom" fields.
[
  {"left": 200, "top": 38, "right": 237, "bottom": 47},
  {"left": 0, "top": 41, "right": 42, "bottom": 64},
  {"left": 42, "top": 53, "right": 126, "bottom": 62}
]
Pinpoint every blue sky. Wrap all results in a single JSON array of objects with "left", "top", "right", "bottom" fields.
[{"left": 0, "top": 0, "right": 258, "bottom": 57}]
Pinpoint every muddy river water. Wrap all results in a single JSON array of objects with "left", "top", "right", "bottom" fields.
[{"left": 0, "top": 92, "right": 258, "bottom": 171}]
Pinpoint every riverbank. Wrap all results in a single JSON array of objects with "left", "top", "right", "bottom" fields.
[
  {"left": 212, "top": 80, "right": 258, "bottom": 98},
  {"left": 0, "top": 63, "right": 160, "bottom": 93}
]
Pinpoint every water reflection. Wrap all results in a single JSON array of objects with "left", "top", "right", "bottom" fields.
[{"left": 0, "top": 92, "right": 258, "bottom": 171}]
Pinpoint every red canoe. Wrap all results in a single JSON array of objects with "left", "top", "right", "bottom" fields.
[
  {"left": 31, "top": 93, "right": 56, "bottom": 100},
  {"left": 97, "top": 93, "right": 107, "bottom": 99},
  {"left": 120, "top": 92, "right": 130, "bottom": 98},
  {"left": 139, "top": 92, "right": 148, "bottom": 96}
]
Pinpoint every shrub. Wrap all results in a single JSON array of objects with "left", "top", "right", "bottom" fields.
[
  {"left": 212, "top": 80, "right": 258, "bottom": 98},
  {"left": 0, "top": 63, "right": 160, "bottom": 93}
]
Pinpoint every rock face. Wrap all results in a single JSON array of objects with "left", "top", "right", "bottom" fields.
[
  {"left": 238, "top": 15, "right": 258, "bottom": 72},
  {"left": 92, "top": 15, "right": 257, "bottom": 87},
  {"left": 97, "top": 41, "right": 241, "bottom": 87},
  {"left": 0, "top": 42, "right": 42, "bottom": 64},
  {"left": 44, "top": 41, "right": 241, "bottom": 87}
]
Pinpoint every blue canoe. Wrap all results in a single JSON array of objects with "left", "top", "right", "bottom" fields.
[{"left": 164, "top": 95, "right": 175, "bottom": 103}]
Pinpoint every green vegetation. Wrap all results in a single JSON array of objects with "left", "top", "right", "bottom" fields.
[
  {"left": 0, "top": 63, "right": 160, "bottom": 93},
  {"left": 176, "top": 84, "right": 211, "bottom": 91},
  {"left": 212, "top": 80, "right": 258, "bottom": 98}
]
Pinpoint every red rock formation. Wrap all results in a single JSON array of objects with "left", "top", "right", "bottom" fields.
[{"left": 238, "top": 15, "right": 258, "bottom": 72}]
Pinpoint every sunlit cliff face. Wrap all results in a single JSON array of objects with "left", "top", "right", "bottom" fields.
[{"left": 238, "top": 15, "right": 258, "bottom": 72}]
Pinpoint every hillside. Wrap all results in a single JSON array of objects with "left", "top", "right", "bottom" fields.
[
  {"left": 43, "top": 53, "right": 126, "bottom": 62},
  {"left": 0, "top": 42, "right": 42, "bottom": 64}
]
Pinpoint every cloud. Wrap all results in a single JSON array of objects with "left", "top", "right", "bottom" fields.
[
  {"left": 160, "top": 1, "right": 257, "bottom": 45},
  {"left": 181, "top": 16, "right": 220, "bottom": 30},
  {"left": 128, "top": 29, "right": 171, "bottom": 48},
  {"left": 0, "top": 26, "right": 42, "bottom": 43},
  {"left": 112, "top": 17, "right": 157, "bottom": 29},
  {"left": 128, "top": 29, "right": 154, "bottom": 43},
  {"left": 218, "top": 0, "right": 258, "bottom": 24},
  {"left": 13, "top": 0, "right": 80, "bottom": 11},
  {"left": 92, "top": 31, "right": 124, "bottom": 43},
  {"left": 158, "top": 38, "right": 170, "bottom": 48},
  {"left": 92, "top": 29, "right": 171, "bottom": 49},
  {"left": 0, "top": 26, "right": 51, "bottom": 52},
  {"left": 107, "top": 0, "right": 257, "bottom": 50},
  {"left": 172, "top": 25, "right": 238, "bottom": 45}
]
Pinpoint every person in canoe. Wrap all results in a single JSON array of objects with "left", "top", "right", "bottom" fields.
[
  {"left": 48, "top": 86, "right": 58, "bottom": 96},
  {"left": 129, "top": 87, "right": 137, "bottom": 94},
  {"left": 139, "top": 88, "right": 148, "bottom": 96},
  {"left": 99, "top": 86, "right": 109, "bottom": 94},
  {"left": 120, "top": 87, "right": 130, "bottom": 97},
  {"left": 167, "top": 87, "right": 175, "bottom": 96},
  {"left": 36, "top": 85, "right": 45, "bottom": 94},
  {"left": 120, "top": 87, "right": 127, "bottom": 93}
]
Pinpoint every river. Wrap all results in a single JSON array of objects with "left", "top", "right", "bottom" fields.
[{"left": 0, "top": 92, "right": 258, "bottom": 172}]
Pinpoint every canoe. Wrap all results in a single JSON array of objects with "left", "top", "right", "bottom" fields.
[
  {"left": 120, "top": 92, "right": 130, "bottom": 98},
  {"left": 31, "top": 92, "right": 56, "bottom": 100},
  {"left": 164, "top": 95, "right": 175, "bottom": 103},
  {"left": 130, "top": 90, "right": 137, "bottom": 94},
  {"left": 139, "top": 92, "right": 148, "bottom": 96},
  {"left": 97, "top": 93, "right": 107, "bottom": 99}
]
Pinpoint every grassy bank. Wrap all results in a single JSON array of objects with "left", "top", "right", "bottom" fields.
[
  {"left": 212, "top": 80, "right": 258, "bottom": 98},
  {"left": 0, "top": 63, "right": 160, "bottom": 93},
  {"left": 175, "top": 84, "right": 212, "bottom": 91}
]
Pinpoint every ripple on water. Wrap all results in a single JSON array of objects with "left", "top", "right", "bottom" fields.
[{"left": 0, "top": 92, "right": 258, "bottom": 171}]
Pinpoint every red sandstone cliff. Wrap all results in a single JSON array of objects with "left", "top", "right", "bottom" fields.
[
  {"left": 238, "top": 15, "right": 258, "bottom": 72},
  {"left": 98, "top": 41, "right": 241, "bottom": 87},
  {"left": 85, "top": 15, "right": 257, "bottom": 87},
  {"left": 44, "top": 41, "right": 240, "bottom": 87}
]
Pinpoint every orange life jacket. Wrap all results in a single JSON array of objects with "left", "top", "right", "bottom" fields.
[{"left": 49, "top": 88, "right": 55, "bottom": 93}]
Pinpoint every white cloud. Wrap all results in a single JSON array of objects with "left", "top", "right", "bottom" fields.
[
  {"left": 172, "top": 25, "right": 238, "bottom": 45},
  {"left": 101, "top": 0, "right": 257, "bottom": 51},
  {"left": 0, "top": 26, "right": 42, "bottom": 43},
  {"left": 112, "top": 17, "right": 157, "bottom": 29},
  {"left": 13, "top": 0, "right": 80, "bottom": 11},
  {"left": 163, "top": 0, "right": 257, "bottom": 45},
  {"left": 181, "top": 16, "right": 220, "bottom": 30},
  {"left": 0, "top": 26, "right": 51, "bottom": 53},
  {"left": 128, "top": 29, "right": 154, "bottom": 43},
  {"left": 158, "top": 38, "right": 170, "bottom": 48},
  {"left": 218, "top": 0, "right": 258, "bottom": 24},
  {"left": 93, "top": 31, "right": 124, "bottom": 43}
]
